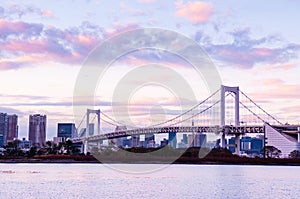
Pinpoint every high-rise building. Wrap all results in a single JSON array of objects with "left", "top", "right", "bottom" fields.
[
  {"left": 145, "top": 134, "right": 155, "bottom": 148},
  {"left": 168, "top": 132, "right": 177, "bottom": 148},
  {"left": 194, "top": 133, "right": 207, "bottom": 147},
  {"left": 6, "top": 114, "right": 18, "bottom": 144},
  {"left": 0, "top": 113, "right": 8, "bottom": 147},
  {"left": 57, "top": 123, "right": 76, "bottom": 142},
  {"left": 182, "top": 134, "right": 188, "bottom": 145},
  {"left": 188, "top": 133, "right": 207, "bottom": 147},
  {"left": 29, "top": 114, "right": 46, "bottom": 147}
]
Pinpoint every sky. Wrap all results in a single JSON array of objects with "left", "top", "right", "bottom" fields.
[{"left": 0, "top": 0, "right": 300, "bottom": 140}]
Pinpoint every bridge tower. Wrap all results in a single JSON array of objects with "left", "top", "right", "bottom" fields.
[
  {"left": 220, "top": 85, "right": 240, "bottom": 155},
  {"left": 84, "top": 109, "right": 100, "bottom": 154}
]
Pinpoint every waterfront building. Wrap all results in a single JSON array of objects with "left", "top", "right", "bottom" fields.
[
  {"left": 6, "top": 114, "right": 18, "bottom": 144},
  {"left": 57, "top": 123, "right": 76, "bottom": 142},
  {"left": 0, "top": 113, "right": 19, "bottom": 146},
  {"left": 228, "top": 136, "right": 263, "bottom": 156},
  {"left": 265, "top": 124, "right": 300, "bottom": 158},
  {"left": 28, "top": 114, "right": 46, "bottom": 147},
  {"left": 0, "top": 113, "right": 8, "bottom": 147}
]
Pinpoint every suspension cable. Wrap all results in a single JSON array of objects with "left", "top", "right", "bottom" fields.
[
  {"left": 170, "top": 99, "right": 221, "bottom": 126},
  {"left": 239, "top": 90, "right": 283, "bottom": 125},
  {"left": 239, "top": 101, "right": 267, "bottom": 124},
  {"left": 148, "top": 88, "right": 221, "bottom": 127},
  {"left": 76, "top": 113, "right": 86, "bottom": 132}
]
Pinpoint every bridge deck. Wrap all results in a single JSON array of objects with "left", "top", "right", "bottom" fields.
[{"left": 73, "top": 125, "right": 265, "bottom": 142}]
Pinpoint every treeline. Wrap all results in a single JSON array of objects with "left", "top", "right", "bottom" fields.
[{"left": 0, "top": 139, "right": 81, "bottom": 158}]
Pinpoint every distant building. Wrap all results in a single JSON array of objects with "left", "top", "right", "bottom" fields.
[
  {"left": 188, "top": 134, "right": 194, "bottom": 147},
  {"left": 228, "top": 136, "right": 263, "bottom": 156},
  {"left": 228, "top": 137, "right": 236, "bottom": 153},
  {"left": 0, "top": 113, "right": 19, "bottom": 146},
  {"left": 0, "top": 113, "right": 8, "bottom": 147},
  {"left": 29, "top": 114, "right": 46, "bottom": 147},
  {"left": 131, "top": 135, "right": 140, "bottom": 147},
  {"left": 240, "top": 137, "right": 252, "bottom": 151},
  {"left": 53, "top": 137, "right": 63, "bottom": 144},
  {"left": 168, "top": 132, "right": 177, "bottom": 148},
  {"left": 194, "top": 133, "right": 207, "bottom": 147},
  {"left": 188, "top": 133, "right": 207, "bottom": 147},
  {"left": 6, "top": 114, "right": 18, "bottom": 144},
  {"left": 57, "top": 123, "right": 76, "bottom": 142},
  {"left": 18, "top": 138, "right": 32, "bottom": 149},
  {"left": 182, "top": 134, "right": 188, "bottom": 145},
  {"left": 160, "top": 138, "right": 168, "bottom": 147},
  {"left": 145, "top": 134, "right": 155, "bottom": 148},
  {"left": 250, "top": 137, "right": 263, "bottom": 154},
  {"left": 114, "top": 126, "right": 127, "bottom": 147}
]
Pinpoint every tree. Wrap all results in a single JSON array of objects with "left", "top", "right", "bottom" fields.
[
  {"left": 64, "top": 140, "right": 73, "bottom": 154},
  {"left": 263, "top": 146, "right": 282, "bottom": 158},
  {"left": 45, "top": 141, "right": 53, "bottom": 154},
  {"left": 289, "top": 150, "right": 300, "bottom": 158},
  {"left": 5, "top": 140, "right": 22, "bottom": 156},
  {"left": 28, "top": 146, "right": 37, "bottom": 157}
]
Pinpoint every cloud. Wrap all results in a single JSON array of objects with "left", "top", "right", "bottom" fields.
[
  {"left": 261, "top": 62, "right": 297, "bottom": 71},
  {"left": 137, "top": 0, "right": 156, "bottom": 3},
  {"left": 248, "top": 79, "right": 300, "bottom": 99},
  {"left": 0, "top": 106, "right": 23, "bottom": 115},
  {"left": 3, "top": 4, "right": 55, "bottom": 19},
  {"left": 0, "top": 18, "right": 43, "bottom": 39},
  {"left": 199, "top": 28, "right": 300, "bottom": 69},
  {"left": 0, "top": 20, "right": 108, "bottom": 70},
  {"left": 175, "top": 1, "right": 213, "bottom": 25},
  {"left": 41, "top": 10, "right": 54, "bottom": 18}
]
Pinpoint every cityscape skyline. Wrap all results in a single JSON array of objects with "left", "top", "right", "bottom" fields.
[{"left": 0, "top": 1, "right": 300, "bottom": 140}]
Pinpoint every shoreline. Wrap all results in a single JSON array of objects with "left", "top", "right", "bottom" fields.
[{"left": 1, "top": 156, "right": 300, "bottom": 166}]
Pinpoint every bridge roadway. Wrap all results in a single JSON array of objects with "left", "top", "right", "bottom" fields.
[{"left": 72, "top": 125, "right": 264, "bottom": 142}]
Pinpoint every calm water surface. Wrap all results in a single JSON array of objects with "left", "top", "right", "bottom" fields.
[{"left": 0, "top": 163, "right": 299, "bottom": 199}]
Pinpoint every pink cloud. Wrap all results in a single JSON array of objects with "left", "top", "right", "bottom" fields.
[
  {"left": 262, "top": 63, "right": 297, "bottom": 71},
  {"left": 0, "top": 18, "right": 43, "bottom": 38},
  {"left": 41, "top": 10, "right": 54, "bottom": 18},
  {"left": 249, "top": 79, "right": 300, "bottom": 99},
  {"left": 138, "top": 0, "right": 156, "bottom": 3},
  {"left": 0, "top": 19, "right": 143, "bottom": 70},
  {"left": 253, "top": 48, "right": 273, "bottom": 56},
  {"left": 175, "top": 1, "right": 213, "bottom": 24},
  {"left": 260, "top": 78, "right": 284, "bottom": 86}
]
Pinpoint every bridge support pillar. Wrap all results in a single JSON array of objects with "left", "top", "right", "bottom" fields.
[
  {"left": 97, "top": 141, "right": 101, "bottom": 150},
  {"left": 298, "top": 127, "right": 300, "bottom": 143},
  {"left": 84, "top": 140, "right": 88, "bottom": 155},
  {"left": 221, "top": 133, "right": 226, "bottom": 148},
  {"left": 234, "top": 134, "right": 240, "bottom": 155}
]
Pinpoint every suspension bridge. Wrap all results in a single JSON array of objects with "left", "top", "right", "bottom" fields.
[{"left": 72, "top": 85, "right": 300, "bottom": 157}]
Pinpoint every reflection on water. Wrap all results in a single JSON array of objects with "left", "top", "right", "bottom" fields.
[{"left": 0, "top": 164, "right": 300, "bottom": 199}]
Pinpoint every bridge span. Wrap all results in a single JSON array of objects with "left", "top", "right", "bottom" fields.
[
  {"left": 73, "top": 125, "right": 265, "bottom": 142},
  {"left": 72, "top": 85, "right": 300, "bottom": 157}
]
